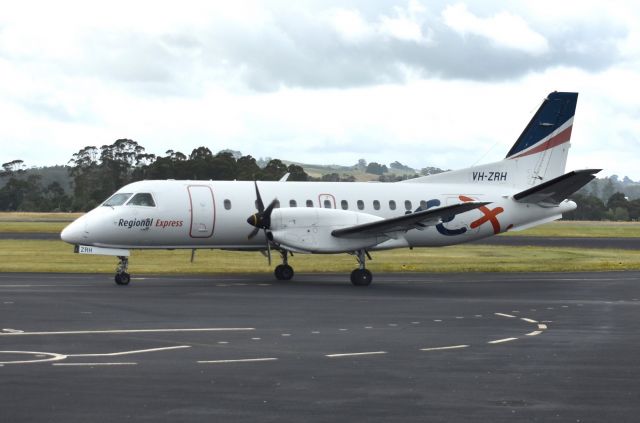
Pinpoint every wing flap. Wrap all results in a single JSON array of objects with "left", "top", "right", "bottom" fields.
[
  {"left": 513, "top": 169, "right": 601, "bottom": 206},
  {"left": 331, "top": 202, "right": 490, "bottom": 239}
]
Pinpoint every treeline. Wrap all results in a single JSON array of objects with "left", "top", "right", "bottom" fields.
[
  {"left": 564, "top": 192, "right": 640, "bottom": 221},
  {"left": 1, "top": 139, "right": 308, "bottom": 211},
  {"left": 2, "top": 139, "right": 640, "bottom": 221}
]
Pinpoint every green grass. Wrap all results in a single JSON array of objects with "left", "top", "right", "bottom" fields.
[
  {"left": 1, "top": 240, "right": 639, "bottom": 274},
  {"left": 503, "top": 220, "right": 640, "bottom": 238}
]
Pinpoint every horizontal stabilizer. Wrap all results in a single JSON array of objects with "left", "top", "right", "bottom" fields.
[
  {"left": 332, "top": 201, "right": 489, "bottom": 238},
  {"left": 513, "top": 169, "right": 601, "bottom": 206}
]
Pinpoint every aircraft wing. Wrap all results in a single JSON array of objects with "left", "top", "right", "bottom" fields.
[
  {"left": 331, "top": 202, "right": 490, "bottom": 239},
  {"left": 513, "top": 169, "right": 601, "bottom": 207}
]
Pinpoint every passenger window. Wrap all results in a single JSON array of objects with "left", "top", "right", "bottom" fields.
[
  {"left": 389, "top": 200, "right": 396, "bottom": 210},
  {"left": 404, "top": 200, "right": 412, "bottom": 211},
  {"left": 224, "top": 199, "right": 232, "bottom": 210},
  {"left": 341, "top": 200, "right": 348, "bottom": 210},
  {"left": 373, "top": 200, "right": 380, "bottom": 210},
  {"left": 289, "top": 199, "right": 297, "bottom": 208},
  {"left": 420, "top": 200, "right": 428, "bottom": 211},
  {"left": 103, "top": 193, "right": 132, "bottom": 207},
  {"left": 306, "top": 200, "right": 314, "bottom": 207},
  {"left": 127, "top": 193, "right": 155, "bottom": 207},
  {"left": 357, "top": 200, "right": 364, "bottom": 210},
  {"left": 324, "top": 199, "right": 332, "bottom": 208}
]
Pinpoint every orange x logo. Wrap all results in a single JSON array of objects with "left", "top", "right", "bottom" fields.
[{"left": 459, "top": 195, "right": 504, "bottom": 235}]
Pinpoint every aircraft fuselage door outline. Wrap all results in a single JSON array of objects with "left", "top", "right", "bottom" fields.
[
  {"left": 187, "top": 185, "right": 215, "bottom": 238},
  {"left": 318, "top": 193, "right": 336, "bottom": 209}
]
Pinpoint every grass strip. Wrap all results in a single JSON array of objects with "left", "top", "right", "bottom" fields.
[{"left": 1, "top": 240, "right": 639, "bottom": 274}]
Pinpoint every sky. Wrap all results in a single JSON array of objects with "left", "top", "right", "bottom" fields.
[{"left": 0, "top": 0, "right": 639, "bottom": 178}]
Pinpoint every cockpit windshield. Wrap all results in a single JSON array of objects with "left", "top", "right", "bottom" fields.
[
  {"left": 126, "top": 193, "right": 156, "bottom": 207},
  {"left": 102, "top": 193, "right": 133, "bottom": 207}
]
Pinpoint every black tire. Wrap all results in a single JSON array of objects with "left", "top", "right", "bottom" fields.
[
  {"left": 280, "top": 265, "right": 294, "bottom": 280},
  {"left": 274, "top": 265, "right": 294, "bottom": 281},
  {"left": 115, "top": 272, "right": 131, "bottom": 285},
  {"left": 350, "top": 269, "right": 372, "bottom": 286}
]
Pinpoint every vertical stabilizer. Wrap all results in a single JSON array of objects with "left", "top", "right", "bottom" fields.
[{"left": 401, "top": 92, "right": 578, "bottom": 189}]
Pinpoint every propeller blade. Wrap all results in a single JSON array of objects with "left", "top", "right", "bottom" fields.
[
  {"left": 248, "top": 226, "right": 260, "bottom": 240},
  {"left": 264, "top": 198, "right": 277, "bottom": 217},
  {"left": 254, "top": 181, "right": 264, "bottom": 212},
  {"left": 265, "top": 233, "right": 272, "bottom": 266}
]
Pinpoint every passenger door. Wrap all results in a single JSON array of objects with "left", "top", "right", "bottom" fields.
[{"left": 188, "top": 185, "right": 215, "bottom": 238}]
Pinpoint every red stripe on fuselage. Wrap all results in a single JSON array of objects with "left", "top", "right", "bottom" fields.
[{"left": 510, "top": 125, "right": 572, "bottom": 159}]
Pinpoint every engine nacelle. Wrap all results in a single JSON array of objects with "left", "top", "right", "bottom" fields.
[{"left": 269, "top": 208, "right": 390, "bottom": 253}]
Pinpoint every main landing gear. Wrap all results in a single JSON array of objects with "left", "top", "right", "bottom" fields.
[
  {"left": 350, "top": 249, "right": 372, "bottom": 286},
  {"left": 114, "top": 256, "right": 131, "bottom": 286},
  {"left": 274, "top": 250, "right": 294, "bottom": 281}
]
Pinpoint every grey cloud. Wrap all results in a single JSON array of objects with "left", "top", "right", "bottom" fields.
[
  {"left": 6, "top": 1, "right": 624, "bottom": 95},
  {"left": 196, "top": 2, "right": 627, "bottom": 91}
]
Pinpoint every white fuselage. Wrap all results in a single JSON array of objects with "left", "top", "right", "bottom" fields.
[{"left": 61, "top": 179, "right": 575, "bottom": 252}]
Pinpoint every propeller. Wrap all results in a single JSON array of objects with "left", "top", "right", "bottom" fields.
[{"left": 246, "top": 181, "right": 277, "bottom": 265}]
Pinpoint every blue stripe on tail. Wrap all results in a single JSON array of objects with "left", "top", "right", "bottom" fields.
[{"left": 505, "top": 92, "right": 578, "bottom": 158}]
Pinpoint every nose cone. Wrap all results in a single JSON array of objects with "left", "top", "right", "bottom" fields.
[{"left": 60, "top": 219, "right": 85, "bottom": 245}]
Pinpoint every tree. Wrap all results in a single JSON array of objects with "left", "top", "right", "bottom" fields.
[
  {"left": 421, "top": 166, "right": 446, "bottom": 176},
  {"left": 606, "top": 192, "right": 628, "bottom": 211},
  {"left": 564, "top": 194, "right": 606, "bottom": 221},
  {"left": 261, "top": 159, "right": 288, "bottom": 180},
  {"left": 286, "top": 164, "right": 308, "bottom": 181},
  {"left": 366, "top": 162, "right": 388, "bottom": 175}
]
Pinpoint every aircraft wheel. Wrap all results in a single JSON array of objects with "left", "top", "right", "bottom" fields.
[
  {"left": 350, "top": 269, "right": 372, "bottom": 286},
  {"left": 274, "top": 264, "right": 294, "bottom": 280},
  {"left": 115, "top": 272, "right": 131, "bottom": 286}
]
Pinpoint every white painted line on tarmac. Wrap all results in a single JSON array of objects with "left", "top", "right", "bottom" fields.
[
  {"left": 0, "top": 328, "right": 255, "bottom": 336},
  {"left": 488, "top": 338, "right": 518, "bottom": 344},
  {"left": 420, "top": 345, "right": 469, "bottom": 352},
  {"left": 326, "top": 351, "right": 387, "bottom": 358},
  {"left": 0, "top": 351, "right": 67, "bottom": 365},
  {"left": 251, "top": 337, "right": 261, "bottom": 340},
  {"left": 433, "top": 319, "right": 442, "bottom": 322},
  {"left": 411, "top": 321, "right": 420, "bottom": 324},
  {"left": 198, "top": 358, "right": 278, "bottom": 364},
  {"left": 494, "top": 313, "right": 516, "bottom": 318},
  {"left": 538, "top": 324, "right": 548, "bottom": 330},
  {"left": 521, "top": 318, "right": 538, "bottom": 323},
  {"left": 67, "top": 345, "right": 191, "bottom": 358},
  {"left": 526, "top": 331, "right": 543, "bottom": 336},
  {"left": 2, "top": 328, "right": 23, "bottom": 333},
  {"left": 53, "top": 362, "right": 137, "bottom": 367}
]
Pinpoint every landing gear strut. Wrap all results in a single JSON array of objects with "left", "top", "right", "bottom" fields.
[
  {"left": 114, "top": 256, "right": 130, "bottom": 285},
  {"left": 274, "top": 250, "right": 294, "bottom": 281},
  {"left": 350, "top": 250, "right": 372, "bottom": 286}
]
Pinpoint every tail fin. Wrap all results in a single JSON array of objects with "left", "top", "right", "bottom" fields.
[{"left": 401, "top": 91, "right": 578, "bottom": 189}]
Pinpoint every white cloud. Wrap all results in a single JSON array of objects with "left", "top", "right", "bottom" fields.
[
  {"left": 0, "top": 1, "right": 639, "bottom": 181},
  {"left": 442, "top": 3, "right": 549, "bottom": 56}
]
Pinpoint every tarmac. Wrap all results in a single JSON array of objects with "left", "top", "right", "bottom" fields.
[{"left": 1, "top": 271, "right": 640, "bottom": 422}]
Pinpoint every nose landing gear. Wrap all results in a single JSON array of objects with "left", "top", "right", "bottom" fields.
[
  {"left": 115, "top": 256, "right": 130, "bottom": 285},
  {"left": 274, "top": 250, "right": 294, "bottom": 280}
]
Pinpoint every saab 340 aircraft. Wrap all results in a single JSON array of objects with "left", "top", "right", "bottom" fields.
[{"left": 61, "top": 92, "right": 599, "bottom": 286}]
